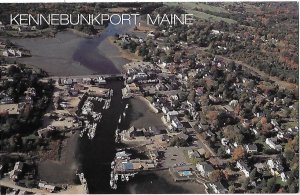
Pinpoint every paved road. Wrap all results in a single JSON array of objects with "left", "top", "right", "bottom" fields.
[
  {"left": 0, "top": 178, "right": 48, "bottom": 194},
  {"left": 195, "top": 133, "right": 217, "bottom": 157}
]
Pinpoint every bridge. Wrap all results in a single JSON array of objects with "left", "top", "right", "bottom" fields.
[{"left": 44, "top": 74, "right": 125, "bottom": 81}]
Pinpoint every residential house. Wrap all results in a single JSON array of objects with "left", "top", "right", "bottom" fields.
[
  {"left": 236, "top": 160, "right": 250, "bottom": 177},
  {"left": 267, "top": 159, "right": 284, "bottom": 176},
  {"left": 196, "top": 162, "right": 214, "bottom": 177},
  {"left": 38, "top": 183, "right": 57, "bottom": 193},
  {"left": 208, "top": 182, "right": 228, "bottom": 194},
  {"left": 265, "top": 138, "right": 282, "bottom": 151},
  {"left": 166, "top": 110, "right": 179, "bottom": 122},
  {"left": 221, "top": 138, "right": 229, "bottom": 146},
  {"left": 254, "top": 163, "right": 265, "bottom": 173},
  {"left": 9, "top": 162, "right": 23, "bottom": 181},
  {"left": 245, "top": 144, "right": 258, "bottom": 154},
  {"left": 171, "top": 116, "right": 183, "bottom": 130},
  {"left": 188, "top": 149, "right": 200, "bottom": 159}
]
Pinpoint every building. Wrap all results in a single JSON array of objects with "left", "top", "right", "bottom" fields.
[
  {"left": 171, "top": 117, "right": 183, "bottom": 130},
  {"left": 265, "top": 138, "right": 282, "bottom": 151},
  {"left": 188, "top": 149, "right": 200, "bottom": 159},
  {"left": 9, "top": 162, "right": 23, "bottom": 181},
  {"left": 166, "top": 110, "right": 179, "bottom": 122},
  {"left": 236, "top": 160, "right": 250, "bottom": 177},
  {"left": 267, "top": 159, "right": 284, "bottom": 176},
  {"left": 196, "top": 162, "right": 214, "bottom": 177},
  {"left": 208, "top": 182, "right": 228, "bottom": 194},
  {"left": 245, "top": 144, "right": 258, "bottom": 153},
  {"left": 38, "top": 183, "right": 57, "bottom": 193}
]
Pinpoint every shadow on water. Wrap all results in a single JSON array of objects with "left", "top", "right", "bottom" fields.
[{"left": 72, "top": 17, "right": 133, "bottom": 74}]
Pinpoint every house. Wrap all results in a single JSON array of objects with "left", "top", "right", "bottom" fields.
[
  {"left": 63, "top": 78, "right": 73, "bottom": 85},
  {"left": 37, "top": 126, "right": 55, "bottom": 138},
  {"left": 221, "top": 138, "right": 229, "bottom": 146},
  {"left": 149, "top": 150, "right": 160, "bottom": 160},
  {"left": 171, "top": 117, "right": 183, "bottom": 130},
  {"left": 254, "top": 163, "right": 265, "bottom": 173},
  {"left": 267, "top": 159, "right": 284, "bottom": 176},
  {"left": 188, "top": 149, "right": 200, "bottom": 159},
  {"left": 133, "top": 72, "right": 148, "bottom": 81},
  {"left": 166, "top": 110, "right": 179, "bottom": 122},
  {"left": 197, "top": 148, "right": 206, "bottom": 156},
  {"left": 265, "top": 138, "right": 282, "bottom": 151},
  {"left": 196, "top": 162, "right": 214, "bottom": 177},
  {"left": 161, "top": 134, "right": 169, "bottom": 142},
  {"left": 9, "top": 162, "right": 23, "bottom": 181},
  {"left": 176, "top": 132, "right": 189, "bottom": 142},
  {"left": 208, "top": 182, "right": 228, "bottom": 194},
  {"left": 236, "top": 160, "right": 250, "bottom": 177},
  {"left": 245, "top": 144, "right": 258, "bottom": 154},
  {"left": 38, "top": 183, "right": 57, "bottom": 193},
  {"left": 280, "top": 171, "right": 290, "bottom": 182},
  {"left": 225, "top": 146, "right": 233, "bottom": 155}
]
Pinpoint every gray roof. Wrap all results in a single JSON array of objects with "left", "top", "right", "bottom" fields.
[{"left": 200, "top": 162, "right": 214, "bottom": 172}]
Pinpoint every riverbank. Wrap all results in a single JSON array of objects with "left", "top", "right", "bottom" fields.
[
  {"left": 66, "top": 28, "right": 103, "bottom": 39},
  {"left": 106, "top": 36, "right": 142, "bottom": 64}
]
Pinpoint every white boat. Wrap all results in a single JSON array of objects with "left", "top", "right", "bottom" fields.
[
  {"left": 121, "top": 174, "right": 125, "bottom": 182},
  {"left": 123, "top": 112, "right": 126, "bottom": 117},
  {"left": 110, "top": 179, "right": 117, "bottom": 190},
  {"left": 110, "top": 179, "right": 114, "bottom": 187},
  {"left": 125, "top": 175, "right": 129, "bottom": 182},
  {"left": 118, "top": 116, "right": 121, "bottom": 123},
  {"left": 125, "top": 104, "right": 129, "bottom": 109}
]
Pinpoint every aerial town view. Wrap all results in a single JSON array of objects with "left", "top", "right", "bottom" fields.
[{"left": 0, "top": 2, "right": 299, "bottom": 194}]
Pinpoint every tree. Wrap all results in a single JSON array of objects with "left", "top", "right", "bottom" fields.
[
  {"left": 242, "top": 177, "right": 250, "bottom": 190},
  {"left": 267, "top": 177, "right": 276, "bottom": 193},
  {"left": 228, "top": 185, "right": 235, "bottom": 193},
  {"left": 209, "top": 170, "right": 223, "bottom": 182},
  {"left": 232, "top": 146, "right": 245, "bottom": 161},
  {"left": 249, "top": 168, "right": 257, "bottom": 181}
]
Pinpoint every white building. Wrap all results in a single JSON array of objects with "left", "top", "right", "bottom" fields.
[
  {"left": 236, "top": 160, "right": 250, "bottom": 177},
  {"left": 265, "top": 138, "right": 282, "bottom": 151}
]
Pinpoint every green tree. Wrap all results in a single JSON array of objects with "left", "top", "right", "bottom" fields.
[
  {"left": 249, "top": 168, "right": 257, "bottom": 181},
  {"left": 242, "top": 178, "right": 250, "bottom": 190},
  {"left": 267, "top": 177, "right": 276, "bottom": 193}
]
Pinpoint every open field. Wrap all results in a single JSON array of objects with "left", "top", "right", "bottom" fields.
[{"left": 165, "top": 2, "right": 237, "bottom": 24}]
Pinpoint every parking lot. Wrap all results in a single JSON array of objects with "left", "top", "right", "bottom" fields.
[{"left": 160, "top": 146, "right": 194, "bottom": 168}]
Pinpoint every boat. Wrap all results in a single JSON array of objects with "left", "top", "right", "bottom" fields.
[
  {"left": 110, "top": 179, "right": 117, "bottom": 190},
  {"left": 123, "top": 112, "right": 126, "bottom": 117},
  {"left": 121, "top": 174, "right": 125, "bottom": 182},
  {"left": 125, "top": 175, "right": 129, "bottom": 182},
  {"left": 114, "top": 174, "right": 118, "bottom": 181},
  {"left": 125, "top": 104, "right": 129, "bottom": 109},
  {"left": 118, "top": 116, "right": 121, "bottom": 123}
]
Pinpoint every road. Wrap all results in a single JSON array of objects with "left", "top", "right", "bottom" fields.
[
  {"left": 0, "top": 178, "right": 48, "bottom": 194},
  {"left": 195, "top": 133, "right": 217, "bottom": 157}
]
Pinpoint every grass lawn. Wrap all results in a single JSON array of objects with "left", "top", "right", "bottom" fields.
[{"left": 164, "top": 2, "right": 237, "bottom": 24}]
